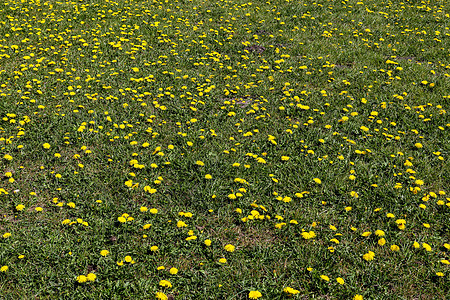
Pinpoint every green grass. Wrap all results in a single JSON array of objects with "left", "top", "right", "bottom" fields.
[{"left": 0, "top": 0, "right": 449, "bottom": 299}]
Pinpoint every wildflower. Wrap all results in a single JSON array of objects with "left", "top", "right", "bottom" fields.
[
  {"left": 224, "top": 244, "right": 235, "bottom": 252},
  {"left": 390, "top": 244, "right": 400, "bottom": 251},
  {"left": 3, "top": 154, "right": 13, "bottom": 161},
  {"left": 248, "top": 291, "right": 262, "bottom": 299},
  {"left": 205, "top": 174, "right": 212, "bottom": 179},
  {"left": 284, "top": 287, "right": 300, "bottom": 294},
  {"left": 219, "top": 258, "right": 227, "bottom": 264},
  {"left": 422, "top": 243, "right": 432, "bottom": 251},
  {"left": 360, "top": 126, "right": 369, "bottom": 132},
  {"left": 354, "top": 295, "right": 363, "bottom": 300},
  {"left": 150, "top": 208, "right": 158, "bottom": 214},
  {"left": 302, "top": 231, "right": 316, "bottom": 239},
  {"left": 378, "top": 238, "right": 386, "bottom": 246},
  {"left": 320, "top": 275, "right": 330, "bottom": 281},
  {"left": 16, "top": 204, "right": 25, "bottom": 211},
  {"left": 156, "top": 292, "right": 168, "bottom": 300},
  {"left": 336, "top": 277, "right": 345, "bottom": 285},
  {"left": 100, "top": 250, "right": 109, "bottom": 256},
  {"left": 42, "top": 143, "right": 51, "bottom": 149},
  {"left": 363, "top": 251, "right": 375, "bottom": 261},
  {"left": 177, "top": 221, "right": 187, "bottom": 228},
  {"left": 87, "top": 273, "right": 96, "bottom": 282},
  {"left": 204, "top": 239, "right": 212, "bottom": 246},
  {"left": 436, "top": 272, "right": 444, "bottom": 277},
  {"left": 140, "top": 206, "right": 148, "bottom": 212},
  {"left": 159, "top": 280, "right": 172, "bottom": 288},
  {"left": 396, "top": 219, "right": 406, "bottom": 230},
  {"left": 375, "top": 230, "right": 385, "bottom": 236},
  {"left": 77, "top": 275, "right": 87, "bottom": 283},
  {"left": 0, "top": 266, "right": 8, "bottom": 272},
  {"left": 3, "top": 233, "right": 11, "bottom": 239},
  {"left": 414, "top": 143, "right": 423, "bottom": 148},
  {"left": 151, "top": 246, "right": 159, "bottom": 251},
  {"left": 313, "top": 178, "right": 322, "bottom": 184},
  {"left": 169, "top": 267, "right": 178, "bottom": 275},
  {"left": 124, "top": 256, "right": 132, "bottom": 263}
]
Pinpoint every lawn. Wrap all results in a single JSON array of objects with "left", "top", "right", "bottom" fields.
[{"left": 0, "top": 0, "right": 449, "bottom": 299}]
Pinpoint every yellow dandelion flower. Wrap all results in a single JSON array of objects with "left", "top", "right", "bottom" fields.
[
  {"left": 87, "top": 273, "right": 96, "bottom": 282},
  {"left": 224, "top": 244, "right": 235, "bottom": 252},
  {"left": 248, "top": 291, "right": 262, "bottom": 299}
]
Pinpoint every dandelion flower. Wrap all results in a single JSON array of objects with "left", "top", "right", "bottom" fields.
[
  {"left": 375, "top": 230, "right": 385, "bottom": 237},
  {"left": 177, "top": 221, "right": 187, "bottom": 228},
  {"left": 77, "top": 275, "right": 87, "bottom": 283},
  {"left": 0, "top": 266, "right": 8, "bottom": 272},
  {"left": 248, "top": 291, "right": 262, "bottom": 299},
  {"left": 422, "top": 243, "right": 432, "bottom": 251},
  {"left": 390, "top": 244, "right": 400, "bottom": 251},
  {"left": 100, "top": 250, "right": 109, "bottom": 256},
  {"left": 363, "top": 251, "right": 375, "bottom": 261},
  {"left": 87, "top": 273, "right": 96, "bottom": 282},
  {"left": 320, "top": 275, "right": 330, "bottom": 281},
  {"left": 159, "top": 280, "right": 172, "bottom": 288},
  {"left": 169, "top": 267, "right": 178, "bottom": 275},
  {"left": 284, "top": 287, "right": 299, "bottom": 294},
  {"left": 224, "top": 244, "right": 235, "bottom": 252},
  {"left": 156, "top": 292, "right": 168, "bottom": 300}
]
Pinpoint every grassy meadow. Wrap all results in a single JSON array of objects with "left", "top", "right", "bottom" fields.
[{"left": 0, "top": 0, "right": 449, "bottom": 298}]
